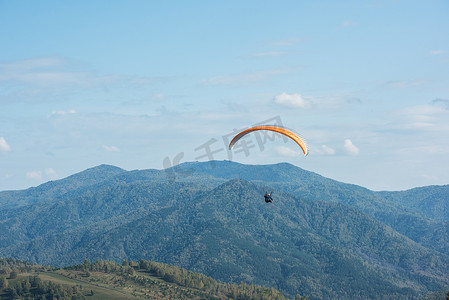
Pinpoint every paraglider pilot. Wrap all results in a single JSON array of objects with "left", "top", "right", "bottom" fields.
[{"left": 264, "top": 192, "right": 273, "bottom": 203}]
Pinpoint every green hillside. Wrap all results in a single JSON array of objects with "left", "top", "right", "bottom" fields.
[{"left": 0, "top": 258, "right": 294, "bottom": 299}]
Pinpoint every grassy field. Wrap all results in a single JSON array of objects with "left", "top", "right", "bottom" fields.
[
  {"left": 39, "top": 271, "right": 137, "bottom": 299},
  {"left": 1, "top": 269, "right": 221, "bottom": 299},
  {"left": 0, "top": 258, "right": 292, "bottom": 299},
  {"left": 1, "top": 271, "right": 138, "bottom": 300}
]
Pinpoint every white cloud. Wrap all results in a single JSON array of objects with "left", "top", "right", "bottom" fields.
[
  {"left": 321, "top": 144, "right": 336, "bottom": 155},
  {"left": 392, "top": 104, "right": 449, "bottom": 131},
  {"left": 0, "top": 57, "right": 88, "bottom": 87},
  {"left": 384, "top": 80, "right": 425, "bottom": 89},
  {"left": 45, "top": 168, "right": 57, "bottom": 178},
  {"left": 202, "top": 68, "right": 292, "bottom": 86},
  {"left": 25, "top": 168, "right": 57, "bottom": 182},
  {"left": 312, "top": 144, "right": 336, "bottom": 155},
  {"left": 152, "top": 93, "right": 165, "bottom": 101},
  {"left": 220, "top": 100, "right": 248, "bottom": 113},
  {"left": 0, "top": 137, "right": 11, "bottom": 154},
  {"left": 103, "top": 145, "right": 120, "bottom": 152},
  {"left": 0, "top": 57, "right": 63, "bottom": 76},
  {"left": 342, "top": 20, "right": 358, "bottom": 27},
  {"left": 0, "top": 57, "right": 162, "bottom": 104},
  {"left": 26, "top": 171, "right": 43, "bottom": 180},
  {"left": 248, "top": 51, "right": 287, "bottom": 58},
  {"left": 50, "top": 109, "right": 76, "bottom": 116},
  {"left": 399, "top": 105, "right": 445, "bottom": 116},
  {"left": 276, "top": 146, "right": 302, "bottom": 157},
  {"left": 344, "top": 139, "right": 359, "bottom": 155},
  {"left": 274, "top": 92, "right": 311, "bottom": 109},
  {"left": 430, "top": 50, "right": 447, "bottom": 55},
  {"left": 268, "top": 37, "right": 303, "bottom": 46},
  {"left": 197, "top": 112, "right": 237, "bottom": 121}
]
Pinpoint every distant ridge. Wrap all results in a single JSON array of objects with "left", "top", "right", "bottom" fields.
[
  {"left": 0, "top": 161, "right": 448, "bottom": 298},
  {"left": 0, "top": 164, "right": 126, "bottom": 209}
]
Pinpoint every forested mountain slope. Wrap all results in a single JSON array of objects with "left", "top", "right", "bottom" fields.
[
  {"left": 177, "top": 161, "right": 449, "bottom": 256},
  {"left": 1, "top": 162, "right": 448, "bottom": 299}
]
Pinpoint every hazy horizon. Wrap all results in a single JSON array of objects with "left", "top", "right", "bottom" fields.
[{"left": 1, "top": 160, "right": 446, "bottom": 193}]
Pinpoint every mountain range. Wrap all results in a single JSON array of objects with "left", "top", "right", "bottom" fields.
[{"left": 0, "top": 161, "right": 448, "bottom": 299}]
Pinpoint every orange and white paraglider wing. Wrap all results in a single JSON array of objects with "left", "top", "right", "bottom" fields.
[{"left": 228, "top": 125, "right": 308, "bottom": 156}]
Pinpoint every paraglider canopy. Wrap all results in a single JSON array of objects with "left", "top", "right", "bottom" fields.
[{"left": 228, "top": 125, "right": 308, "bottom": 156}]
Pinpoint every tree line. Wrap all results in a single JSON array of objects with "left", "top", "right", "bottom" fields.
[
  {"left": 0, "top": 275, "right": 85, "bottom": 299},
  {"left": 68, "top": 258, "right": 298, "bottom": 300}
]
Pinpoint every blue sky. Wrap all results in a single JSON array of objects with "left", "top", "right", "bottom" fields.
[{"left": 1, "top": 0, "right": 448, "bottom": 191}]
